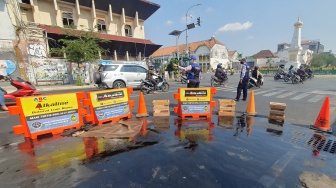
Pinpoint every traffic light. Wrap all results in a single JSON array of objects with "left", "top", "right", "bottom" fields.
[{"left": 197, "top": 17, "right": 201, "bottom": 26}]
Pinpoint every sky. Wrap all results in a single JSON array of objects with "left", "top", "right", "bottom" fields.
[{"left": 145, "top": 0, "right": 336, "bottom": 57}]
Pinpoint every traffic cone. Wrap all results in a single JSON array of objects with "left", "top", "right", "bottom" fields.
[
  {"left": 310, "top": 97, "right": 332, "bottom": 133},
  {"left": 246, "top": 90, "right": 257, "bottom": 116},
  {"left": 136, "top": 92, "right": 149, "bottom": 118}
]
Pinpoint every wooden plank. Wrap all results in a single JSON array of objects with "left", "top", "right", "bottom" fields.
[
  {"left": 218, "top": 111, "right": 235, "bottom": 116},
  {"left": 154, "top": 106, "right": 169, "bottom": 110},
  {"left": 219, "top": 99, "right": 236, "bottom": 105},
  {"left": 269, "top": 115, "right": 285, "bottom": 121},
  {"left": 270, "top": 102, "right": 287, "bottom": 110},
  {"left": 269, "top": 110, "right": 285, "bottom": 115},
  {"left": 153, "top": 100, "right": 170, "bottom": 105},
  {"left": 219, "top": 106, "right": 235, "bottom": 111}
]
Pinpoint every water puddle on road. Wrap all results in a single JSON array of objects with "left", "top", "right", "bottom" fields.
[{"left": 1, "top": 115, "right": 336, "bottom": 187}]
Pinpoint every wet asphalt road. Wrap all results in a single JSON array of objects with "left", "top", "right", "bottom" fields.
[{"left": 1, "top": 74, "right": 336, "bottom": 187}]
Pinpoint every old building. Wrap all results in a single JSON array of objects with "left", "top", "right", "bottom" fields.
[
  {"left": 151, "top": 37, "right": 236, "bottom": 72},
  {"left": 3, "top": 0, "right": 161, "bottom": 84},
  {"left": 247, "top": 50, "right": 280, "bottom": 68}
]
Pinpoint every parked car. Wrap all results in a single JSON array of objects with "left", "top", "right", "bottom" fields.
[{"left": 94, "top": 64, "right": 148, "bottom": 89}]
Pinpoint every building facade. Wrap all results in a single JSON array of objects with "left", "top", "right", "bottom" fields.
[
  {"left": 3, "top": 0, "right": 161, "bottom": 84},
  {"left": 151, "top": 37, "right": 236, "bottom": 72}
]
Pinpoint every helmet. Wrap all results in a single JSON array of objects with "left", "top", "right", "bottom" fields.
[
  {"left": 148, "top": 64, "right": 154, "bottom": 70},
  {"left": 279, "top": 64, "right": 285, "bottom": 68},
  {"left": 254, "top": 66, "right": 259, "bottom": 70},
  {"left": 217, "top": 63, "right": 222, "bottom": 68},
  {"left": 300, "top": 65, "right": 303, "bottom": 69}
]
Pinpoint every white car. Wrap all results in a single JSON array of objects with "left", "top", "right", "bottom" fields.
[{"left": 94, "top": 64, "right": 148, "bottom": 89}]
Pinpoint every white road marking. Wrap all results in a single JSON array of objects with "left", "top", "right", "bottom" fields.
[
  {"left": 311, "top": 90, "right": 336, "bottom": 96},
  {"left": 308, "top": 95, "right": 325, "bottom": 103},
  {"left": 276, "top": 91, "right": 297, "bottom": 98},
  {"left": 254, "top": 89, "right": 275, "bottom": 95},
  {"left": 263, "top": 91, "right": 284, "bottom": 97},
  {"left": 291, "top": 93, "right": 310, "bottom": 100}
]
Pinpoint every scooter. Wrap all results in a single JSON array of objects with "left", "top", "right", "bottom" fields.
[
  {"left": 140, "top": 75, "right": 169, "bottom": 94},
  {"left": 180, "top": 75, "right": 188, "bottom": 84},
  {"left": 211, "top": 74, "right": 228, "bottom": 87},
  {"left": 3, "top": 75, "right": 40, "bottom": 100}
]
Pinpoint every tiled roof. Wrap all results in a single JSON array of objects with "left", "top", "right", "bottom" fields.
[
  {"left": 151, "top": 38, "right": 223, "bottom": 57},
  {"left": 253, "top": 50, "right": 278, "bottom": 59},
  {"left": 228, "top": 51, "right": 237, "bottom": 57},
  {"left": 37, "top": 25, "right": 157, "bottom": 45}
]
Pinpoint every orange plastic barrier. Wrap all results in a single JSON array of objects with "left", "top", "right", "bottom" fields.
[
  {"left": 174, "top": 88, "right": 216, "bottom": 119},
  {"left": 83, "top": 88, "right": 134, "bottom": 125},
  {"left": 9, "top": 92, "right": 87, "bottom": 139}
]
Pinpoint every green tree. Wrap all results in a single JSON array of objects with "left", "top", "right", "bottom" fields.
[
  {"left": 50, "top": 28, "right": 109, "bottom": 85},
  {"left": 165, "top": 58, "right": 179, "bottom": 78},
  {"left": 266, "top": 58, "right": 274, "bottom": 67},
  {"left": 310, "top": 54, "right": 336, "bottom": 67},
  {"left": 237, "top": 53, "right": 243, "bottom": 60}
]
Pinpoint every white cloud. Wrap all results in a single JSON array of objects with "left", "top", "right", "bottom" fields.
[
  {"left": 217, "top": 21, "right": 253, "bottom": 32},
  {"left": 165, "top": 20, "right": 173, "bottom": 26},
  {"left": 206, "top": 7, "right": 214, "bottom": 13}
]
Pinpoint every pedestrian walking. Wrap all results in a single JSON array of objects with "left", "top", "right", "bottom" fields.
[
  {"left": 178, "top": 55, "right": 201, "bottom": 88},
  {"left": 235, "top": 58, "right": 249, "bottom": 101}
]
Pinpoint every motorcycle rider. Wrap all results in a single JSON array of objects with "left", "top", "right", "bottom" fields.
[
  {"left": 178, "top": 55, "right": 201, "bottom": 88},
  {"left": 0, "top": 75, "right": 8, "bottom": 111},
  {"left": 305, "top": 66, "right": 313, "bottom": 77},
  {"left": 146, "top": 64, "right": 158, "bottom": 93},
  {"left": 297, "top": 66, "right": 307, "bottom": 82},
  {"left": 277, "top": 64, "right": 285, "bottom": 76},
  {"left": 251, "top": 66, "right": 263, "bottom": 87},
  {"left": 215, "top": 63, "right": 226, "bottom": 84},
  {"left": 288, "top": 65, "right": 294, "bottom": 76}
]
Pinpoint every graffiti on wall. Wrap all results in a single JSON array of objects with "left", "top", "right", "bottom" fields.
[
  {"left": 32, "top": 59, "right": 67, "bottom": 81},
  {"left": 28, "top": 44, "right": 47, "bottom": 58}
]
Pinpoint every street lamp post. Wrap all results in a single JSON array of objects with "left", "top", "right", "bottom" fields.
[
  {"left": 186, "top": 3, "right": 201, "bottom": 56},
  {"left": 169, "top": 30, "right": 185, "bottom": 61}
]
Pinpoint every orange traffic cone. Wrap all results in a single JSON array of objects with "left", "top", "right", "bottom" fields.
[
  {"left": 246, "top": 90, "right": 257, "bottom": 116},
  {"left": 311, "top": 97, "right": 332, "bottom": 133},
  {"left": 136, "top": 92, "right": 149, "bottom": 118}
]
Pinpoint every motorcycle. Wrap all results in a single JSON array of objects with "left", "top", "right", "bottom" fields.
[
  {"left": 140, "top": 76, "right": 169, "bottom": 94},
  {"left": 307, "top": 72, "right": 314, "bottom": 79},
  {"left": 274, "top": 72, "right": 286, "bottom": 80},
  {"left": 283, "top": 73, "right": 292, "bottom": 82},
  {"left": 3, "top": 75, "right": 40, "bottom": 104},
  {"left": 248, "top": 76, "right": 263, "bottom": 89},
  {"left": 211, "top": 74, "right": 228, "bottom": 87},
  {"left": 180, "top": 75, "right": 188, "bottom": 84},
  {"left": 291, "top": 72, "right": 306, "bottom": 84}
]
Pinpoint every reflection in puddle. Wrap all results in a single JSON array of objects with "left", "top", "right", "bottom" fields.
[
  {"left": 174, "top": 118, "right": 214, "bottom": 150},
  {"left": 233, "top": 115, "right": 255, "bottom": 137}
]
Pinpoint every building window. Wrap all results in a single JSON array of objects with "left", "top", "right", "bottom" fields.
[
  {"left": 97, "top": 19, "right": 106, "bottom": 32},
  {"left": 62, "top": 12, "right": 74, "bottom": 27},
  {"left": 125, "top": 25, "right": 132, "bottom": 37}
]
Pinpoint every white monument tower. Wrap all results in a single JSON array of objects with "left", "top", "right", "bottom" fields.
[{"left": 286, "top": 17, "right": 303, "bottom": 68}]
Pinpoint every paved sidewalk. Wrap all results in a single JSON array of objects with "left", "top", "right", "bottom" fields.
[{"left": 2, "top": 84, "right": 96, "bottom": 93}]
